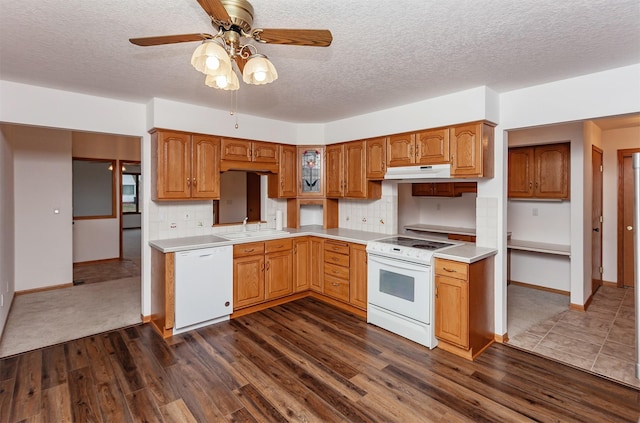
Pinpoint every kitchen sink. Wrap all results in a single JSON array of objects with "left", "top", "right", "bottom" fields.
[{"left": 221, "top": 229, "right": 289, "bottom": 240}]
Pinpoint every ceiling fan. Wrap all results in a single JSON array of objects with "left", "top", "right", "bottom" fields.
[{"left": 129, "top": 0, "right": 333, "bottom": 90}]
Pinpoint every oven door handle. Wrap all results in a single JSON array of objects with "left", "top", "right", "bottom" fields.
[{"left": 367, "top": 253, "right": 430, "bottom": 272}]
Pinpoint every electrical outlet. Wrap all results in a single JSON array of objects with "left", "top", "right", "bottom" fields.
[
  {"left": 184, "top": 212, "right": 190, "bottom": 220},
  {"left": 170, "top": 222, "right": 177, "bottom": 229},
  {"left": 436, "top": 203, "right": 441, "bottom": 211},
  {"left": 532, "top": 208, "right": 538, "bottom": 216}
]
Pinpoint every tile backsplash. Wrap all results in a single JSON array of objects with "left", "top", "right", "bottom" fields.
[
  {"left": 338, "top": 195, "right": 396, "bottom": 235},
  {"left": 148, "top": 197, "right": 288, "bottom": 240}
]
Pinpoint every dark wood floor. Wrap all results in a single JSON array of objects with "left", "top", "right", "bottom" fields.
[{"left": 1, "top": 298, "right": 639, "bottom": 422}]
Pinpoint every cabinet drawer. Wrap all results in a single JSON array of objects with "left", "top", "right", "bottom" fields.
[
  {"left": 435, "top": 259, "right": 468, "bottom": 280},
  {"left": 233, "top": 242, "right": 265, "bottom": 258},
  {"left": 323, "top": 275, "right": 349, "bottom": 302},
  {"left": 265, "top": 238, "right": 293, "bottom": 253},
  {"left": 324, "top": 250, "right": 349, "bottom": 267},
  {"left": 324, "top": 241, "right": 349, "bottom": 255},
  {"left": 324, "top": 262, "right": 349, "bottom": 280}
]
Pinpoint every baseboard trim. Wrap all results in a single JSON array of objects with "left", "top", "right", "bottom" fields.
[
  {"left": 16, "top": 282, "right": 74, "bottom": 296},
  {"left": 74, "top": 257, "right": 120, "bottom": 266},
  {"left": 141, "top": 314, "right": 151, "bottom": 323},
  {"left": 602, "top": 280, "right": 617, "bottom": 287},
  {"left": 570, "top": 293, "right": 593, "bottom": 312},
  {"left": 495, "top": 333, "right": 509, "bottom": 344},
  {"left": 509, "top": 280, "right": 570, "bottom": 296}
]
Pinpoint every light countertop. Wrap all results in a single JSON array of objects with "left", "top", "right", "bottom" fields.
[{"left": 150, "top": 226, "right": 497, "bottom": 263}]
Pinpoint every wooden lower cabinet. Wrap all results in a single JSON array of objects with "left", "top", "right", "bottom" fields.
[
  {"left": 233, "top": 239, "right": 293, "bottom": 310},
  {"left": 349, "top": 244, "right": 368, "bottom": 310},
  {"left": 309, "top": 237, "right": 324, "bottom": 292},
  {"left": 434, "top": 257, "right": 494, "bottom": 360},
  {"left": 293, "top": 237, "right": 310, "bottom": 292}
]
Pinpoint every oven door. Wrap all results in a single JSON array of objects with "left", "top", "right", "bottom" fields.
[{"left": 367, "top": 252, "right": 432, "bottom": 323}]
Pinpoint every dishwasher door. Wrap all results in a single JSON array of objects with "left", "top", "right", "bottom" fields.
[{"left": 174, "top": 245, "right": 233, "bottom": 330}]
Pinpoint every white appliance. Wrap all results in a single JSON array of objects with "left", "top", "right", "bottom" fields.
[
  {"left": 174, "top": 245, "right": 233, "bottom": 334},
  {"left": 384, "top": 164, "right": 451, "bottom": 180},
  {"left": 633, "top": 152, "right": 640, "bottom": 378},
  {"left": 366, "top": 236, "right": 456, "bottom": 348}
]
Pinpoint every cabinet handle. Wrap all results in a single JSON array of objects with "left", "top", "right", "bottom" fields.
[
  {"left": 332, "top": 270, "right": 339, "bottom": 274},
  {"left": 409, "top": 145, "right": 414, "bottom": 157},
  {"left": 529, "top": 181, "right": 532, "bottom": 190},
  {"left": 248, "top": 149, "right": 252, "bottom": 159},
  {"left": 332, "top": 257, "right": 339, "bottom": 262},
  {"left": 243, "top": 248, "right": 255, "bottom": 253},
  {"left": 382, "top": 160, "right": 385, "bottom": 172},
  {"left": 266, "top": 262, "right": 270, "bottom": 270},
  {"left": 331, "top": 282, "right": 340, "bottom": 287},
  {"left": 255, "top": 150, "right": 260, "bottom": 158},
  {"left": 192, "top": 178, "right": 197, "bottom": 186},
  {"left": 294, "top": 246, "right": 297, "bottom": 254},
  {"left": 435, "top": 286, "right": 438, "bottom": 298},
  {"left": 186, "top": 178, "right": 191, "bottom": 187},
  {"left": 442, "top": 267, "right": 456, "bottom": 273},
  {"left": 416, "top": 144, "right": 420, "bottom": 158}
]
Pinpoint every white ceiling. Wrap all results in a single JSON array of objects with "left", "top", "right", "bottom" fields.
[{"left": 1, "top": 0, "right": 639, "bottom": 124}]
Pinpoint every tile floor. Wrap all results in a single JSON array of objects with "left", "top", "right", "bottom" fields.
[{"left": 508, "top": 285, "right": 639, "bottom": 388}]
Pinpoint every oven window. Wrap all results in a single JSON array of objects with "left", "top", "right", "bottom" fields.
[{"left": 379, "top": 270, "right": 415, "bottom": 302}]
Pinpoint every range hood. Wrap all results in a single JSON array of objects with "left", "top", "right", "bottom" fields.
[{"left": 384, "top": 164, "right": 451, "bottom": 180}]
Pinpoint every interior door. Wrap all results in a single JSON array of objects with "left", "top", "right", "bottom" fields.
[
  {"left": 619, "top": 148, "right": 640, "bottom": 287},
  {"left": 592, "top": 147, "right": 603, "bottom": 294}
]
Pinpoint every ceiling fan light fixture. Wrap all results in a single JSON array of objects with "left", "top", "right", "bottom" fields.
[
  {"left": 191, "top": 41, "right": 232, "bottom": 75},
  {"left": 242, "top": 53, "right": 278, "bottom": 85},
  {"left": 205, "top": 69, "right": 239, "bottom": 91}
]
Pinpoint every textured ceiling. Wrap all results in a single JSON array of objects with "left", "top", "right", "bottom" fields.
[{"left": 1, "top": 0, "right": 639, "bottom": 123}]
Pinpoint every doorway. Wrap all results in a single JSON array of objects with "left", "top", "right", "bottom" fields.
[
  {"left": 618, "top": 148, "right": 640, "bottom": 287},
  {"left": 120, "top": 161, "right": 142, "bottom": 266},
  {"left": 592, "top": 146, "right": 603, "bottom": 294}
]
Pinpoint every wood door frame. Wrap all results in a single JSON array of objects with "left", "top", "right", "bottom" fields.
[
  {"left": 592, "top": 146, "right": 603, "bottom": 293},
  {"left": 617, "top": 147, "right": 640, "bottom": 287}
]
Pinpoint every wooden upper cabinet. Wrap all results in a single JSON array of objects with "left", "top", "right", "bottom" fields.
[
  {"left": 387, "top": 132, "right": 416, "bottom": 167},
  {"left": 366, "top": 137, "right": 387, "bottom": 179},
  {"left": 508, "top": 142, "right": 569, "bottom": 199},
  {"left": 450, "top": 122, "right": 494, "bottom": 178},
  {"left": 268, "top": 144, "right": 297, "bottom": 198},
  {"left": 191, "top": 134, "right": 221, "bottom": 199},
  {"left": 416, "top": 128, "right": 449, "bottom": 165},
  {"left": 252, "top": 141, "right": 278, "bottom": 163},
  {"left": 535, "top": 143, "right": 570, "bottom": 199},
  {"left": 152, "top": 129, "right": 220, "bottom": 200},
  {"left": 325, "top": 144, "right": 344, "bottom": 197},
  {"left": 344, "top": 141, "right": 367, "bottom": 198},
  {"left": 221, "top": 138, "right": 278, "bottom": 163},
  {"left": 508, "top": 147, "right": 534, "bottom": 198},
  {"left": 297, "top": 146, "right": 325, "bottom": 197}
]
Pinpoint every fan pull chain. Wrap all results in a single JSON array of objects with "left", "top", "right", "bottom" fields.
[{"left": 229, "top": 90, "right": 239, "bottom": 129}]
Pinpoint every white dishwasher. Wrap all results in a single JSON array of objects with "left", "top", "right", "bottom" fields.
[{"left": 174, "top": 245, "right": 233, "bottom": 334}]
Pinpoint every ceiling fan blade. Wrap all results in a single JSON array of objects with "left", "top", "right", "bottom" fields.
[
  {"left": 252, "top": 29, "right": 333, "bottom": 47},
  {"left": 129, "top": 33, "right": 214, "bottom": 46},
  {"left": 235, "top": 55, "right": 248, "bottom": 74},
  {"left": 196, "top": 0, "right": 231, "bottom": 26}
]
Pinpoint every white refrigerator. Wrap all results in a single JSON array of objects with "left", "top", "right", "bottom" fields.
[{"left": 633, "top": 152, "right": 640, "bottom": 378}]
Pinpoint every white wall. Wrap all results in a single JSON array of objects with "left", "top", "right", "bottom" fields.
[
  {"left": 601, "top": 125, "right": 640, "bottom": 283},
  {"left": 0, "top": 127, "right": 15, "bottom": 337},
  {"left": 6, "top": 125, "right": 73, "bottom": 291}
]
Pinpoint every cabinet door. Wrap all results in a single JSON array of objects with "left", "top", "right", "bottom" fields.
[
  {"left": 297, "top": 147, "right": 325, "bottom": 197},
  {"left": 366, "top": 137, "right": 387, "bottom": 179},
  {"left": 387, "top": 133, "right": 415, "bottom": 167},
  {"left": 191, "top": 134, "right": 221, "bottom": 199},
  {"left": 252, "top": 141, "right": 279, "bottom": 163},
  {"left": 221, "top": 138, "right": 252, "bottom": 162},
  {"left": 432, "top": 183, "right": 455, "bottom": 197},
  {"left": 233, "top": 255, "right": 265, "bottom": 309},
  {"left": 154, "top": 130, "right": 191, "bottom": 199},
  {"left": 535, "top": 143, "right": 569, "bottom": 199},
  {"left": 435, "top": 275, "right": 469, "bottom": 349},
  {"left": 451, "top": 123, "right": 491, "bottom": 177},
  {"left": 508, "top": 147, "right": 534, "bottom": 198},
  {"left": 293, "top": 238, "right": 310, "bottom": 292},
  {"left": 344, "top": 141, "right": 367, "bottom": 198},
  {"left": 267, "top": 144, "right": 296, "bottom": 198},
  {"left": 325, "top": 144, "right": 344, "bottom": 197},
  {"left": 416, "top": 128, "right": 449, "bottom": 165},
  {"left": 349, "top": 244, "right": 367, "bottom": 310},
  {"left": 309, "top": 237, "right": 324, "bottom": 293},
  {"left": 265, "top": 250, "right": 293, "bottom": 299}
]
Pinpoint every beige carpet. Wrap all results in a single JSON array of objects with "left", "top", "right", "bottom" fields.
[{"left": 0, "top": 277, "right": 141, "bottom": 358}]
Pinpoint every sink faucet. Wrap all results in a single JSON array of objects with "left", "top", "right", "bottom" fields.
[{"left": 243, "top": 217, "right": 248, "bottom": 232}]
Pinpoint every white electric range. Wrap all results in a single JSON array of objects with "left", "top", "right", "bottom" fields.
[{"left": 366, "top": 235, "right": 457, "bottom": 348}]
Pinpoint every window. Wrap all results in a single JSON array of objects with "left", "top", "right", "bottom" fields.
[
  {"left": 122, "top": 172, "right": 141, "bottom": 214},
  {"left": 72, "top": 158, "right": 116, "bottom": 219}
]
